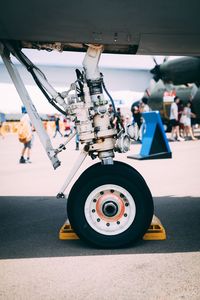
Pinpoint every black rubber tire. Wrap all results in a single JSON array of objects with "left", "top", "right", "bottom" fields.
[{"left": 67, "top": 161, "right": 154, "bottom": 248}]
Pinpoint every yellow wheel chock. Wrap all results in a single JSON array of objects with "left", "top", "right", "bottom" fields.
[
  {"left": 59, "top": 222, "right": 79, "bottom": 240},
  {"left": 59, "top": 215, "right": 166, "bottom": 241},
  {"left": 143, "top": 215, "right": 166, "bottom": 240}
]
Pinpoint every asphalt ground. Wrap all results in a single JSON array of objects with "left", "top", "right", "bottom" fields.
[{"left": 0, "top": 132, "right": 200, "bottom": 299}]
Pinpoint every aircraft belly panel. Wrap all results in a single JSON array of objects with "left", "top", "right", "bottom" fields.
[{"left": 0, "top": 0, "right": 200, "bottom": 54}]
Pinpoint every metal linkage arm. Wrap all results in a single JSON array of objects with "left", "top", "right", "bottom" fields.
[
  {"left": 0, "top": 43, "right": 60, "bottom": 169},
  {"left": 57, "top": 149, "right": 88, "bottom": 198}
]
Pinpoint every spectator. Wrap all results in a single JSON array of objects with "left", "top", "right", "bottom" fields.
[
  {"left": 178, "top": 99, "right": 184, "bottom": 137},
  {"left": 113, "top": 107, "right": 124, "bottom": 131},
  {"left": 180, "top": 101, "right": 197, "bottom": 140},
  {"left": 139, "top": 97, "right": 151, "bottom": 141},
  {"left": 140, "top": 97, "right": 151, "bottom": 112},
  {"left": 53, "top": 114, "right": 63, "bottom": 138},
  {"left": 18, "top": 106, "right": 33, "bottom": 163},
  {"left": 170, "top": 96, "right": 184, "bottom": 141},
  {"left": 0, "top": 112, "right": 5, "bottom": 139},
  {"left": 63, "top": 118, "right": 72, "bottom": 137},
  {"left": 0, "top": 121, "right": 4, "bottom": 139},
  {"left": 75, "top": 132, "right": 80, "bottom": 150},
  {"left": 131, "top": 105, "right": 142, "bottom": 129},
  {"left": 131, "top": 105, "right": 142, "bottom": 141},
  {"left": 108, "top": 104, "right": 115, "bottom": 128}
]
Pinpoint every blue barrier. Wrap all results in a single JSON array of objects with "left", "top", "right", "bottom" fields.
[{"left": 128, "top": 111, "right": 172, "bottom": 160}]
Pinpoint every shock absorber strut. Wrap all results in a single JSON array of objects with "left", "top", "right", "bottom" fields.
[{"left": 82, "top": 45, "right": 117, "bottom": 164}]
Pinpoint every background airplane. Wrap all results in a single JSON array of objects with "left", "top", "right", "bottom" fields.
[{"left": 142, "top": 57, "right": 200, "bottom": 130}]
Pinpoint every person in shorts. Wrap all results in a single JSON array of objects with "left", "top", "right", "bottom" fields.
[
  {"left": 19, "top": 107, "right": 33, "bottom": 163},
  {"left": 181, "top": 101, "right": 197, "bottom": 140},
  {"left": 170, "top": 96, "right": 184, "bottom": 141}
]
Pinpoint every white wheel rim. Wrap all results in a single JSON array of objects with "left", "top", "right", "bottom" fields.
[{"left": 84, "top": 184, "right": 136, "bottom": 235}]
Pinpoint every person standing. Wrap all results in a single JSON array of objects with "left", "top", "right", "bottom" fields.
[
  {"left": 140, "top": 97, "right": 151, "bottom": 113},
  {"left": 75, "top": 132, "right": 80, "bottom": 150},
  {"left": 0, "top": 112, "right": 5, "bottom": 139},
  {"left": 53, "top": 114, "right": 63, "bottom": 138},
  {"left": 139, "top": 97, "right": 151, "bottom": 141},
  {"left": 18, "top": 106, "right": 33, "bottom": 163},
  {"left": 170, "top": 96, "right": 184, "bottom": 141},
  {"left": 108, "top": 104, "right": 115, "bottom": 128},
  {"left": 131, "top": 105, "right": 142, "bottom": 129},
  {"left": 131, "top": 105, "right": 142, "bottom": 141},
  {"left": 0, "top": 121, "right": 4, "bottom": 139},
  {"left": 178, "top": 99, "right": 184, "bottom": 137},
  {"left": 113, "top": 107, "right": 124, "bottom": 131},
  {"left": 181, "top": 101, "right": 197, "bottom": 140}
]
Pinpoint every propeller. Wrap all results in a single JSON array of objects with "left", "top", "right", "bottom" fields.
[{"left": 150, "top": 56, "right": 169, "bottom": 82}]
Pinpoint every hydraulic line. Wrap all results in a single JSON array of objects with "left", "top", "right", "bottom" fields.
[
  {"left": 101, "top": 76, "right": 124, "bottom": 130},
  {"left": 101, "top": 77, "right": 117, "bottom": 117},
  {"left": 5, "top": 43, "right": 68, "bottom": 116}
]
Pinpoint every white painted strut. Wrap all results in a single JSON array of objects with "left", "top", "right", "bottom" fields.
[
  {"left": 57, "top": 149, "right": 88, "bottom": 198},
  {"left": 0, "top": 44, "right": 60, "bottom": 169},
  {"left": 82, "top": 44, "right": 104, "bottom": 80}
]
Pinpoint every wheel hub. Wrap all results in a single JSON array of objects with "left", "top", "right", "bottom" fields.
[
  {"left": 102, "top": 201, "right": 118, "bottom": 217},
  {"left": 84, "top": 184, "right": 136, "bottom": 235}
]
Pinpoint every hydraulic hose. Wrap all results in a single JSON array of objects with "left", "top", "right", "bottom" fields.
[
  {"left": 101, "top": 77, "right": 124, "bottom": 130},
  {"left": 7, "top": 43, "right": 67, "bottom": 116}
]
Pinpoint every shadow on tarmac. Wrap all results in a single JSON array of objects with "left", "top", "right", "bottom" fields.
[{"left": 0, "top": 196, "right": 200, "bottom": 259}]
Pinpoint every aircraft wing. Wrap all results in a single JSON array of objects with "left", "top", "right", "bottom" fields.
[{"left": 1, "top": 0, "right": 200, "bottom": 55}]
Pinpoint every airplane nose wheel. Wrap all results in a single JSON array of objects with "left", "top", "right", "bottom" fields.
[{"left": 67, "top": 161, "right": 154, "bottom": 248}]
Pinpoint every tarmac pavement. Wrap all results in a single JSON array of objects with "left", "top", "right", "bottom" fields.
[{"left": 0, "top": 133, "right": 200, "bottom": 299}]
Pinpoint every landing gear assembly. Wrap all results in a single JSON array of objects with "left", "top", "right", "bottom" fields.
[{"left": 0, "top": 41, "right": 155, "bottom": 248}]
